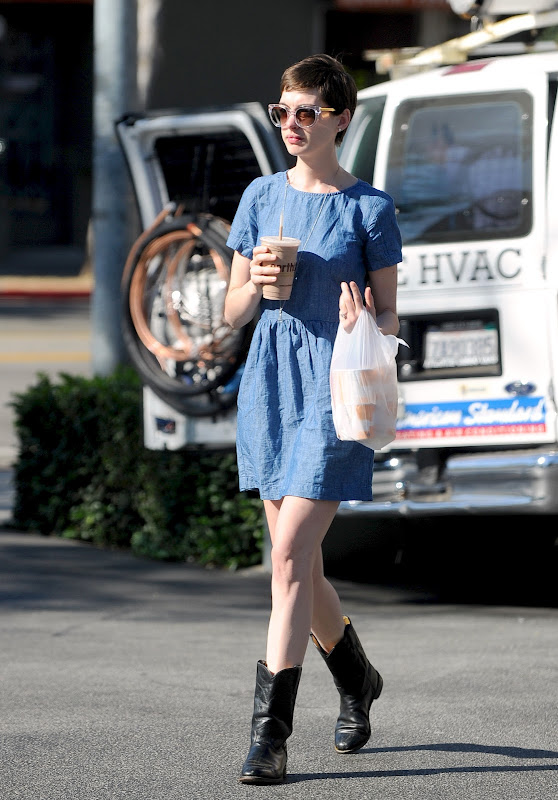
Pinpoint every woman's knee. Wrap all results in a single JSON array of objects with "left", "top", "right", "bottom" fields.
[{"left": 271, "top": 539, "right": 312, "bottom": 585}]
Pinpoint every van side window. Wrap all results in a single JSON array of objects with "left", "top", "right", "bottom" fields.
[{"left": 385, "top": 92, "right": 532, "bottom": 244}]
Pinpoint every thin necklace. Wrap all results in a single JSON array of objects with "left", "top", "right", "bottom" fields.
[{"left": 278, "top": 165, "right": 340, "bottom": 320}]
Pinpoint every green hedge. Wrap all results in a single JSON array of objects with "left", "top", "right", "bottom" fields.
[{"left": 10, "top": 367, "right": 263, "bottom": 569}]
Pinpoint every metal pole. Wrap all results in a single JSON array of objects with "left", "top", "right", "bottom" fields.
[{"left": 91, "top": 0, "right": 138, "bottom": 375}]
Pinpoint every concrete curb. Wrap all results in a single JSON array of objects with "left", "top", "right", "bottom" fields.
[{"left": 0, "top": 275, "right": 93, "bottom": 299}]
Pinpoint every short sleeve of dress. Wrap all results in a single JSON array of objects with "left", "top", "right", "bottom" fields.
[
  {"left": 363, "top": 193, "right": 402, "bottom": 271},
  {"left": 226, "top": 178, "right": 262, "bottom": 258}
]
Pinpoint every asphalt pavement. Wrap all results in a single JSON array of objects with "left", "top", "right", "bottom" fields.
[
  {"left": 2, "top": 525, "right": 558, "bottom": 800},
  {"left": 2, "top": 268, "right": 557, "bottom": 799},
  {"left": 2, "top": 464, "right": 557, "bottom": 799}
]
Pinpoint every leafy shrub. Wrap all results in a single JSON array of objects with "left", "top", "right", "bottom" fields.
[{"left": 10, "top": 367, "right": 263, "bottom": 569}]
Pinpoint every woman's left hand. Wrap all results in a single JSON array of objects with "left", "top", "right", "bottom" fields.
[{"left": 339, "top": 281, "right": 375, "bottom": 332}]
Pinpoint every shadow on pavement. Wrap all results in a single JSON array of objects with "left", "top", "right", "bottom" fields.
[{"left": 324, "top": 514, "right": 558, "bottom": 609}]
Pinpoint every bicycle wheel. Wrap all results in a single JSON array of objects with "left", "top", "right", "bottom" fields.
[{"left": 121, "top": 212, "right": 254, "bottom": 406}]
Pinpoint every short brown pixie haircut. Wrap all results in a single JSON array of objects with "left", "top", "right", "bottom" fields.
[{"left": 279, "top": 54, "right": 357, "bottom": 146}]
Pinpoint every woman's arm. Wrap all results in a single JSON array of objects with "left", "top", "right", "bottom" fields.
[
  {"left": 224, "top": 251, "right": 261, "bottom": 330},
  {"left": 368, "top": 263, "right": 399, "bottom": 336}
]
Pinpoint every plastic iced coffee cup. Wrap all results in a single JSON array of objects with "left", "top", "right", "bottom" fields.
[{"left": 260, "top": 236, "right": 301, "bottom": 301}]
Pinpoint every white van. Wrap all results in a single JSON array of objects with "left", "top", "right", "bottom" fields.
[
  {"left": 339, "top": 47, "right": 558, "bottom": 516},
  {"left": 117, "top": 23, "right": 558, "bottom": 518}
]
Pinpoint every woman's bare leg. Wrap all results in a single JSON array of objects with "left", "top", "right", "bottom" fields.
[
  {"left": 310, "top": 548, "right": 345, "bottom": 652},
  {"left": 263, "top": 496, "right": 339, "bottom": 673}
]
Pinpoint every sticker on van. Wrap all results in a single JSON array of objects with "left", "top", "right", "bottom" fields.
[{"left": 396, "top": 396, "right": 547, "bottom": 439}]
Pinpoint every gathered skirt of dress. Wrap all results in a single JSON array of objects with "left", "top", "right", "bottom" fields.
[{"left": 236, "top": 309, "right": 374, "bottom": 501}]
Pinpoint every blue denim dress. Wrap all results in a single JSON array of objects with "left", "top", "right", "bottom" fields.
[{"left": 226, "top": 171, "right": 402, "bottom": 501}]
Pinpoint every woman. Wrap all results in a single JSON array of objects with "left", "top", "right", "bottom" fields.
[{"left": 224, "top": 53, "right": 402, "bottom": 785}]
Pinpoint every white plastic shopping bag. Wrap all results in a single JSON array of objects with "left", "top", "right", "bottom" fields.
[{"left": 330, "top": 309, "right": 406, "bottom": 450}]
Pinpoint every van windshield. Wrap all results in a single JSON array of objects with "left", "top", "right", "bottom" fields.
[{"left": 385, "top": 92, "right": 532, "bottom": 244}]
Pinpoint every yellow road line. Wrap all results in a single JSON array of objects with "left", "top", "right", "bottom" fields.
[
  {"left": 0, "top": 352, "right": 91, "bottom": 363},
  {"left": 0, "top": 333, "right": 91, "bottom": 340}
]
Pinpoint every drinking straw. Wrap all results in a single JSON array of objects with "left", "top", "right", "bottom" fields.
[{"left": 278, "top": 210, "right": 283, "bottom": 240}]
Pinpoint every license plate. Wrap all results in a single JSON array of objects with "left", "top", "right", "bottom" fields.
[{"left": 423, "top": 326, "right": 499, "bottom": 369}]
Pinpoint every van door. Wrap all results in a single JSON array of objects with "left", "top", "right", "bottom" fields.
[
  {"left": 115, "top": 102, "right": 288, "bottom": 228},
  {"left": 115, "top": 103, "right": 289, "bottom": 447}
]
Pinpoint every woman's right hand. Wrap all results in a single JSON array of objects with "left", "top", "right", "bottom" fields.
[
  {"left": 225, "top": 247, "right": 281, "bottom": 329},
  {"left": 249, "top": 245, "right": 280, "bottom": 289}
]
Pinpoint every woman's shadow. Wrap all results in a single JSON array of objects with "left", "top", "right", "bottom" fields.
[{"left": 288, "top": 742, "right": 558, "bottom": 783}]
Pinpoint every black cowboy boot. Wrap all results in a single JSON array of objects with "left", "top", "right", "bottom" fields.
[
  {"left": 238, "top": 660, "right": 302, "bottom": 785},
  {"left": 311, "top": 616, "right": 383, "bottom": 753}
]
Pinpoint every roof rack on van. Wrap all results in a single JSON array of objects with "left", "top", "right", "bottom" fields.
[{"left": 364, "top": 3, "right": 558, "bottom": 79}]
